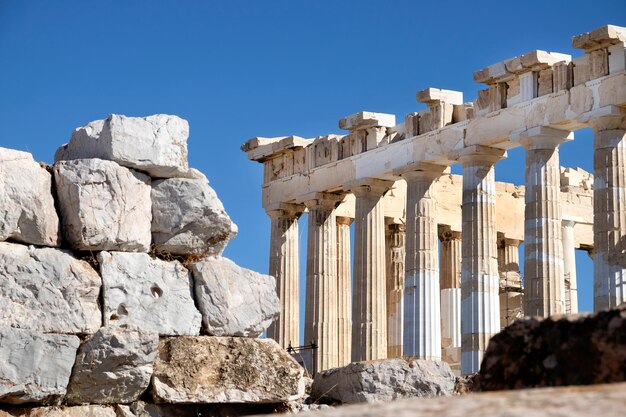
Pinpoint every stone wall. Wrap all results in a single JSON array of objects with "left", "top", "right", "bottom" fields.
[{"left": 0, "top": 114, "right": 306, "bottom": 415}]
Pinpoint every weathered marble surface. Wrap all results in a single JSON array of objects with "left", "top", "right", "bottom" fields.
[
  {"left": 55, "top": 114, "right": 189, "bottom": 178},
  {"left": 54, "top": 158, "right": 152, "bottom": 252},
  {"left": 99, "top": 251, "right": 201, "bottom": 336},
  {"left": 0, "top": 242, "right": 101, "bottom": 334},
  {"left": 151, "top": 336, "right": 305, "bottom": 404},
  {"left": 311, "top": 359, "right": 456, "bottom": 404},
  {"left": 479, "top": 304, "right": 626, "bottom": 390},
  {"left": 151, "top": 177, "right": 237, "bottom": 256},
  {"left": 190, "top": 256, "right": 279, "bottom": 337},
  {"left": 0, "top": 147, "right": 60, "bottom": 247},
  {"left": 254, "top": 382, "right": 626, "bottom": 417},
  {"left": 66, "top": 327, "right": 159, "bottom": 405},
  {"left": 0, "top": 327, "right": 79, "bottom": 405}
]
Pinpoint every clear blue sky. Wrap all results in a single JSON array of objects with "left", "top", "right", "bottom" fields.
[{"left": 2, "top": 1, "right": 625, "bottom": 332}]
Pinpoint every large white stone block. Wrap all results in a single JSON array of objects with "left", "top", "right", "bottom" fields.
[
  {"left": 151, "top": 337, "right": 306, "bottom": 404},
  {"left": 339, "top": 112, "right": 396, "bottom": 131},
  {"left": 0, "top": 327, "right": 80, "bottom": 404},
  {"left": 55, "top": 114, "right": 189, "bottom": 178},
  {"left": 311, "top": 359, "right": 456, "bottom": 404},
  {"left": 54, "top": 158, "right": 152, "bottom": 252},
  {"left": 416, "top": 88, "right": 463, "bottom": 105},
  {"left": 189, "top": 256, "right": 280, "bottom": 337},
  {"left": 66, "top": 326, "right": 159, "bottom": 405},
  {"left": 99, "top": 251, "right": 202, "bottom": 336},
  {"left": 0, "top": 242, "right": 101, "bottom": 334},
  {"left": 572, "top": 24, "right": 626, "bottom": 51},
  {"left": 0, "top": 148, "right": 60, "bottom": 247},
  {"left": 151, "top": 177, "right": 237, "bottom": 256}
]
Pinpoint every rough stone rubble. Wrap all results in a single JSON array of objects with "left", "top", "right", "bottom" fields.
[{"left": 0, "top": 114, "right": 304, "bottom": 415}]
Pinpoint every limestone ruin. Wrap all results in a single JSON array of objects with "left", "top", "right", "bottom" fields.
[
  {"left": 242, "top": 24, "right": 626, "bottom": 375},
  {"left": 0, "top": 114, "right": 307, "bottom": 415}
]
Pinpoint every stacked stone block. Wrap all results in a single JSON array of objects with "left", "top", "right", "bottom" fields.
[{"left": 0, "top": 114, "right": 305, "bottom": 415}]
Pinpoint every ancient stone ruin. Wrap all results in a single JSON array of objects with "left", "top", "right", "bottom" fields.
[
  {"left": 1, "top": 22, "right": 625, "bottom": 417},
  {"left": 241, "top": 24, "right": 626, "bottom": 377},
  {"left": 0, "top": 114, "right": 307, "bottom": 415}
]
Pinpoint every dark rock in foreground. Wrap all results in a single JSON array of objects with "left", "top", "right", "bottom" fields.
[{"left": 479, "top": 304, "right": 626, "bottom": 390}]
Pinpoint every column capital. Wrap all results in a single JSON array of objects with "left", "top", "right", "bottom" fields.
[
  {"left": 511, "top": 126, "right": 573, "bottom": 150},
  {"left": 498, "top": 237, "right": 522, "bottom": 248},
  {"left": 581, "top": 106, "right": 626, "bottom": 131},
  {"left": 438, "top": 225, "right": 461, "bottom": 241},
  {"left": 345, "top": 178, "right": 394, "bottom": 197},
  {"left": 562, "top": 219, "right": 577, "bottom": 228},
  {"left": 386, "top": 222, "right": 406, "bottom": 233},
  {"left": 300, "top": 192, "right": 346, "bottom": 210},
  {"left": 265, "top": 202, "right": 305, "bottom": 219},
  {"left": 456, "top": 145, "right": 507, "bottom": 167},
  {"left": 336, "top": 216, "right": 354, "bottom": 226},
  {"left": 395, "top": 162, "right": 449, "bottom": 180}
]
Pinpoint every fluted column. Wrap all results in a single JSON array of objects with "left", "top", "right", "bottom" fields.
[
  {"left": 562, "top": 220, "right": 578, "bottom": 314},
  {"left": 439, "top": 226, "right": 461, "bottom": 369},
  {"left": 336, "top": 216, "right": 353, "bottom": 366},
  {"left": 385, "top": 222, "right": 405, "bottom": 359},
  {"left": 518, "top": 127, "right": 571, "bottom": 317},
  {"left": 266, "top": 204, "right": 304, "bottom": 349},
  {"left": 459, "top": 145, "right": 505, "bottom": 375},
  {"left": 591, "top": 107, "right": 626, "bottom": 311},
  {"left": 497, "top": 237, "right": 523, "bottom": 327},
  {"left": 497, "top": 238, "right": 521, "bottom": 277},
  {"left": 350, "top": 180, "right": 391, "bottom": 362},
  {"left": 440, "top": 227, "right": 462, "bottom": 290},
  {"left": 403, "top": 166, "right": 446, "bottom": 360},
  {"left": 304, "top": 193, "right": 343, "bottom": 372}
]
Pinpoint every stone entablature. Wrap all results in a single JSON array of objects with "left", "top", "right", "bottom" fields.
[
  {"left": 321, "top": 171, "right": 593, "bottom": 248},
  {"left": 242, "top": 24, "right": 626, "bottom": 375},
  {"left": 242, "top": 25, "right": 625, "bottom": 207}
]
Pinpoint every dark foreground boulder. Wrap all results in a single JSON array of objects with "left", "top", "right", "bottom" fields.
[{"left": 479, "top": 304, "right": 626, "bottom": 390}]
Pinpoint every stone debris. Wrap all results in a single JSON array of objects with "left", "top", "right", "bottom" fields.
[
  {"left": 99, "top": 251, "right": 202, "bottom": 336},
  {"left": 285, "top": 401, "right": 332, "bottom": 414},
  {"left": 311, "top": 359, "right": 456, "bottom": 404},
  {"left": 479, "top": 304, "right": 626, "bottom": 390},
  {"left": 0, "top": 242, "right": 101, "bottom": 334},
  {"left": 54, "top": 114, "right": 189, "bottom": 178},
  {"left": 151, "top": 336, "right": 306, "bottom": 404},
  {"left": 0, "top": 327, "right": 79, "bottom": 405},
  {"left": 0, "top": 147, "right": 60, "bottom": 247},
  {"left": 0, "top": 406, "right": 117, "bottom": 417},
  {"left": 54, "top": 158, "right": 152, "bottom": 252},
  {"left": 151, "top": 177, "right": 237, "bottom": 256},
  {"left": 66, "top": 326, "right": 159, "bottom": 405},
  {"left": 190, "top": 256, "right": 279, "bottom": 337},
  {"left": 454, "top": 373, "right": 481, "bottom": 395}
]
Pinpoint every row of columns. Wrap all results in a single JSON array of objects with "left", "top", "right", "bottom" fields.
[{"left": 266, "top": 110, "right": 626, "bottom": 375}]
